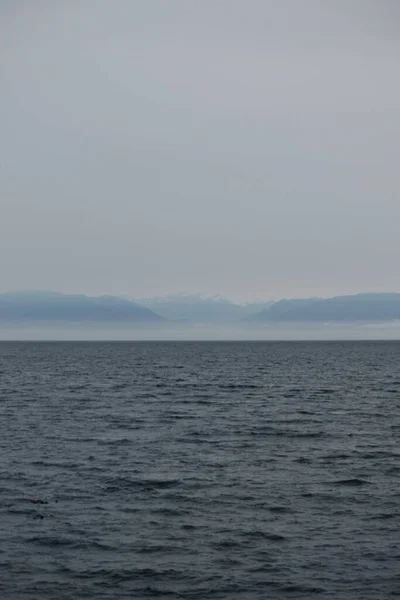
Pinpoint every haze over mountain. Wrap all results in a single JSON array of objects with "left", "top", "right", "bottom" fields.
[
  {"left": 134, "top": 294, "right": 273, "bottom": 323},
  {"left": 0, "top": 291, "right": 164, "bottom": 324},
  {"left": 246, "top": 298, "right": 320, "bottom": 321},
  {"left": 1, "top": 292, "right": 400, "bottom": 337},
  {"left": 247, "top": 294, "right": 400, "bottom": 323}
]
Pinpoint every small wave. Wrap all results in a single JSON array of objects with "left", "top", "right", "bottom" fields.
[
  {"left": 28, "top": 536, "right": 113, "bottom": 551},
  {"left": 219, "top": 384, "right": 261, "bottom": 390},
  {"left": 322, "top": 453, "right": 350, "bottom": 461},
  {"left": 157, "top": 492, "right": 193, "bottom": 504},
  {"left": 69, "top": 384, "right": 89, "bottom": 392},
  {"left": 29, "top": 460, "right": 79, "bottom": 469},
  {"left": 357, "top": 451, "right": 399, "bottom": 459},
  {"left": 332, "top": 478, "right": 370, "bottom": 487},
  {"left": 177, "top": 435, "right": 213, "bottom": 444},
  {"left": 135, "top": 586, "right": 177, "bottom": 597},
  {"left": 136, "top": 544, "right": 170, "bottom": 554},
  {"left": 74, "top": 567, "right": 183, "bottom": 583},
  {"left": 369, "top": 512, "right": 396, "bottom": 520},
  {"left": 97, "top": 438, "right": 133, "bottom": 447},
  {"left": 20, "top": 497, "right": 48, "bottom": 505},
  {"left": 268, "top": 505, "right": 290, "bottom": 513},
  {"left": 247, "top": 564, "right": 281, "bottom": 574},
  {"left": 285, "top": 431, "right": 326, "bottom": 438},
  {"left": 111, "top": 383, "right": 129, "bottom": 391},
  {"left": 212, "top": 539, "right": 241, "bottom": 549},
  {"left": 104, "top": 477, "right": 181, "bottom": 492},
  {"left": 27, "top": 535, "right": 78, "bottom": 548},
  {"left": 7, "top": 507, "right": 39, "bottom": 516},
  {"left": 280, "top": 584, "right": 325, "bottom": 594},
  {"left": 240, "top": 530, "right": 285, "bottom": 541},
  {"left": 251, "top": 427, "right": 325, "bottom": 439},
  {"left": 385, "top": 466, "right": 400, "bottom": 474},
  {"left": 300, "top": 491, "right": 342, "bottom": 501},
  {"left": 164, "top": 413, "right": 190, "bottom": 420},
  {"left": 150, "top": 507, "right": 185, "bottom": 516},
  {"left": 295, "top": 457, "right": 311, "bottom": 464}
]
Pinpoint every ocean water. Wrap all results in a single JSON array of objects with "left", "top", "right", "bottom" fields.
[{"left": 0, "top": 341, "right": 399, "bottom": 600}]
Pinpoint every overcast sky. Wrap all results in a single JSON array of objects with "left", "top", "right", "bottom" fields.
[{"left": 1, "top": 1, "right": 399, "bottom": 301}]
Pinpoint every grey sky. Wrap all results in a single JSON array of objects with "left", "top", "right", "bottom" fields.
[{"left": 1, "top": 1, "right": 399, "bottom": 301}]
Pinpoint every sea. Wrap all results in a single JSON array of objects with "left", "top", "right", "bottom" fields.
[{"left": 0, "top": 341, "right": 399, "bottom": 599}]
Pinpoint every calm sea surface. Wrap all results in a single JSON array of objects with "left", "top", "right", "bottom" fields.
[{"left": 0, "top": 341, "right": 399, "bottom": 599}]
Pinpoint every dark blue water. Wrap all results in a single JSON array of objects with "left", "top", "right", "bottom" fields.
[{"left": 1, "top": 341, "right": 399, "bottom": 599}]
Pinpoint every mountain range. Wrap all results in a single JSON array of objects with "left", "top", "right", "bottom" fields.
[
  {"left": 0, "top": 291, "right": 164, "bottom": 323},
  {"left": 133, "top": 294, "right": 274, "bottom": 323},
  {"left": 0, "top": 291, "right": 399, "bottom": 326},
  {"left": 245, "top": 293, "right": 400, "bottom": 323}
]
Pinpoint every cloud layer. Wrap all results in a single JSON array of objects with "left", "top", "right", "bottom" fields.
[{"left": 1, "top": 1, "right": 399, "bottom": 300}]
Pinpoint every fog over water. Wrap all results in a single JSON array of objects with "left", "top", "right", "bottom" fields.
[{"left": 1, "top": 323, "right": 400, "bottom": 341}]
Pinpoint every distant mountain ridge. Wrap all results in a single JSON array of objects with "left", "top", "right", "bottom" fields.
[
  {"left": 132, "top": 293, "right": 273, "bottom": 323},
  {"left": 0, "top": 291, "right": 164, "bottom": 323},
  {"left": 247, "top": 293, "right": 400, "bottom": 322},
  {"left": 246, "top": 298, "right": 320, "bottom": 321},
  {"left": 1, "top": 291, "right": 399, "bottom": 327}
]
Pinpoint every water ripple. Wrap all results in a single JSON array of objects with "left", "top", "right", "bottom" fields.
[{"left": 0, "top": 340, "right": 399, "bottom": 599}]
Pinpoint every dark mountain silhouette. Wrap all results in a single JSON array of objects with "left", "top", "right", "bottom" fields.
[
  {"left": 247, "top": 293, "right": 400, "bottom": 322},
  {"left": 0, "top": 291, "right": 164, "bottom": 323}
]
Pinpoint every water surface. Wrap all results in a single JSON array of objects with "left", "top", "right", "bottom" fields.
[{"left": 1, "top": 341, "right": 399, "bottom": 599}]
